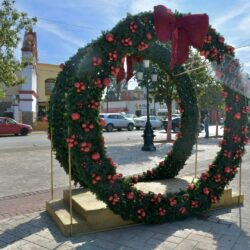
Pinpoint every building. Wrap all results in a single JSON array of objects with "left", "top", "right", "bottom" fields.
[{"left": 0, "top": 31, "right": 61, "bottom": 126}]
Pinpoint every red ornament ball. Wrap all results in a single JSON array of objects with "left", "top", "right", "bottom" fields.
[
  {"left": 105, "top": 33, "right": 114, "bottom": 42},
  {"left": 59, "top": 63, "right": 65, "bottom": 69},
  {"left": 71, "top": 113, "right": 80, "bottom": 120},
  {"left": 91, "top": 152, "right": 101, "bottom": 161},
  {"left": 234, "top": 113, "right": 241, "bottom": 120},
  {"left": 218, "top": 36, "right": 225, "bottom": 43},
  {"left": 103, "top": 77, "right": 111, "bottom": 87}
]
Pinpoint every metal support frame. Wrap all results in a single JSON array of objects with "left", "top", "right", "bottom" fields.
[{"left": 50, "top": 128, "right": 54, "bottom": 200}]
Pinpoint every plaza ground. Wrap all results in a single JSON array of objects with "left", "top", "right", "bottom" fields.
[{"left": 0, "top": 126, "right": 250, "bottom": 249}]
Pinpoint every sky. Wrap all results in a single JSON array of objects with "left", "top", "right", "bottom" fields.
[{"left": 13, "top": 0, "right": 250, "bottom": 77}]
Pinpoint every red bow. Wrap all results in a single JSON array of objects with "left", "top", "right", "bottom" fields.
[
  {"left": 116, "top": 56, "right": 142, "bottom": 83},
  {"left": 154, "top": 5, "right": 209, "bottom": 69}
]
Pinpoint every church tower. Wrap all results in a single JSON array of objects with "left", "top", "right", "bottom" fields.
[{"left": 19, "top": 30, "right": 38, "bottom": 125}]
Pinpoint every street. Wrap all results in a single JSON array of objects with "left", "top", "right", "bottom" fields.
[
  {"left": 0, "top": 126, "right": 247, "bottom": 198},
  {"left": 0, "top": 129, "right": 168, "bottom": 198}
]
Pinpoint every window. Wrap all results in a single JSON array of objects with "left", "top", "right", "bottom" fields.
[
  {"left": 108, "top": 115, "right": 117, "bottom": 119},
  {"left": 45, "top": 79, "right": 56, "bottom": 95},
  {"left": 6, "top": 118, "right": 16, "bottom": 124},
  {"left": 116, "top": 115, "right": 124, "bottom": 119}
]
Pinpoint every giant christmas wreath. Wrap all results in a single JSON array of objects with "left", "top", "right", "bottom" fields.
[{"left": 48, "top": 5, "right": 249, "bottom": 223}]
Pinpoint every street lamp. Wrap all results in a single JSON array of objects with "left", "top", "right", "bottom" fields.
[
  {"left": 136, "top": 60, "right": 158, "bottom": 151},
  {"left": 106, "top": 87, "right": 109, "bottom": 113}
]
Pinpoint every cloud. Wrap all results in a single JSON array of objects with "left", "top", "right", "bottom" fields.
[
  {"left": 64, "top": 0, "right": 128, "bottom": 27},
  {"left": 243, "top": 62, "right": 250, "bottom": 67},
  {"left": 213, "top": 1, "right": 250, "bottom": 29},
  {"left": 37, "top": 22, "right": 84, "bottom": 48},
  {"left": 237, "top": 15, "right": 250, "bottom": 33},
  {"left": 129, "top": 0, "right": 181, "bottom": 14}
]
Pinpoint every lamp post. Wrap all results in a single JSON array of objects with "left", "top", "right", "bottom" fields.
[
  {"left": 106, "top": 87, "right": 109, "bottom": 113},
  {"left": 136, "top": 60, "right": 158, "bottom": 151}
]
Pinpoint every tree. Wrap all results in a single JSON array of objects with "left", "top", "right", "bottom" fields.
[
  {"left": 105, "top": 78, "right": 127, "bottom": 101},
  {"left": 146, "top": 50, "right": 223, "bottom": 142},
  {"left": 185, "top": 51, "right": 224, "bottom": 137},
  {"left": 149, "top": 66, "right": 177, "bottom": 142},
  {"left": 0, "top": 0, "right": 36, "bottom": 92}
]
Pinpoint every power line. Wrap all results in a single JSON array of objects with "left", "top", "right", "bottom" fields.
[
  {"left": 237, "top": 38, "right": 250, "bottom": 47},
  {"left": 35, "top": 16, "right": 96, "bottom": 33},
  {"left": 235, "top": 44, "right": 250, "bottom": 50}
]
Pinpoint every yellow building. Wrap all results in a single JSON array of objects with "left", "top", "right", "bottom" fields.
[{"left": 36, "top": 63, "right": 61, "bottom": 117}]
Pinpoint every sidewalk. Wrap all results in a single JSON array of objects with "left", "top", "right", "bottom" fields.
[{"left": 0, "top": 128, "right": 250, "bottom": 249}]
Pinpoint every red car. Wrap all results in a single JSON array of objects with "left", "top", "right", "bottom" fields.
[{"left": 0, "top": 117, "right": 32, "bottom": 136}]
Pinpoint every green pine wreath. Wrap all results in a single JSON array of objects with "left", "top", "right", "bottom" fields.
[{"left": 48, "top": 8, "right": 249, "bottom": 223}]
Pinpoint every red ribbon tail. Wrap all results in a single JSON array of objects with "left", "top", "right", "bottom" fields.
[
  {"left": 117, "top": 68, "right": 125, "bottom": 83},
  {"left": 126, "top": 56, "right": 133, "bottom": 82}
]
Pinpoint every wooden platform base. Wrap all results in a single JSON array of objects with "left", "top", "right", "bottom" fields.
[{"left": 46, "top": 176, "right": 243, "bottom": 236}]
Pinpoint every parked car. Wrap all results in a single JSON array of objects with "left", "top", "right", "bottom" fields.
[
  {"left": 124, "top": 114, "right": 138, "bottom": 120},
  {"left": 0, "top": 117, "right": 32, "bottom": 136},
  {"left": 99, "top": 113, "right": 135, "bottom": 132},
  {"left": 162, "top": 117, "right": 181, "bottom": 133},
  {"left": 163, "top": 117, "right": 204, "bottom": 133},
  {"left": 134, "top": 116, "right": 163, "bottom": 130}
]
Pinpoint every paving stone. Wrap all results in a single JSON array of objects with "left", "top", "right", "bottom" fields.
[
  {"left": 91, "top": 229, "right": 136, "bottom": 243},
  {"left": 0, "top": 222, "right": 18, "bottom": 232},
  {"left": 210, "top": 223, "right": 229, "bottom": 234},
  {"left": 174, "top": 239, "right": 198, "bottom": 250},
  {"left": 233, "top": 235, "right": 250, "bottom": 246},
  {"left": 35, "top": 229, "right": 59, "bottom": 241},
  {"left": 232, "top": 242, "right": 250, "bottom": 250},
  {"left": 152, "top": 232, "right": 174, "bottom": 241},
  {"left": 0, "top": 231, "right": 20, "bottom": 244},
  {"left": 192, "top": 230, "right": 217, "bottom": 238},
  {"left": 0, "top": 240, "right": 8, "bottom": 248},
  {"left": 195, "top": 241, "right": 217, "bottom": 250},
  {"left": 165, "top": 235, "right": 183, "bottom": 244},
  {"left": 173, "top": 229, "right": 192, "bottom": 238},
  {"left": 23, "top": 234, "right": 61, "bottom": 249},
  {"left": 187, "top": 232, "right": 217, "bottom": 244},
  {"left": 155, "top": 241, "right": 177, "bottom": 250},
  {"left": 194, "top": 243, "right": 229, "bottom": 250},
  {"left": 4, "top": 239, "right": 29, "bottom": 249},
  {"left": 19, "top": 242, "right": 48, "bottom": 249},
  {"left": 217, "top": 234, "right": 240, "bottom": 249},
  {"left": 53, "top": 244, "right": 74, "bottom": 250},
  {"left": 145, "top": 224, "right": 178, "bottom": 235},
  {"left": 72, "top": 241, "right": 106, "bottom": 250},
  {"left": 207, "top": 216, "right": 220, "bottom": 223},
  {"left": 7, "top": 228, "right": 36, "bottom": 239},
  {"left": 88, "top": 238, "right": 125, "bottom": 250},
  {"left": 121, "top": 237, "right": 154, "bottom": 249},
  {"left": 146, "top": 237, "right": 165, "bottom": 247},
  {"left": 55, "top": 243, "right": 76, "bottom": 250}
]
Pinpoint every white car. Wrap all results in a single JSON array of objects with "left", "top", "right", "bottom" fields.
[
  {"left": 99, "top": 113, "right": 135, "bottom": 132},
  {"left": 134, "top": 116, "right": 162, "bottom": 130}
]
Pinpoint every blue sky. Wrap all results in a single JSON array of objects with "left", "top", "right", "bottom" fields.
[{"left": 14, "top": 0, "right": 250, "bottom": 74}]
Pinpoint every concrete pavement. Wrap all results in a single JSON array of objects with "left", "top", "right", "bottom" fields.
[{"left": 1, "top": 126, "right": 250, "bottom": 249}]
